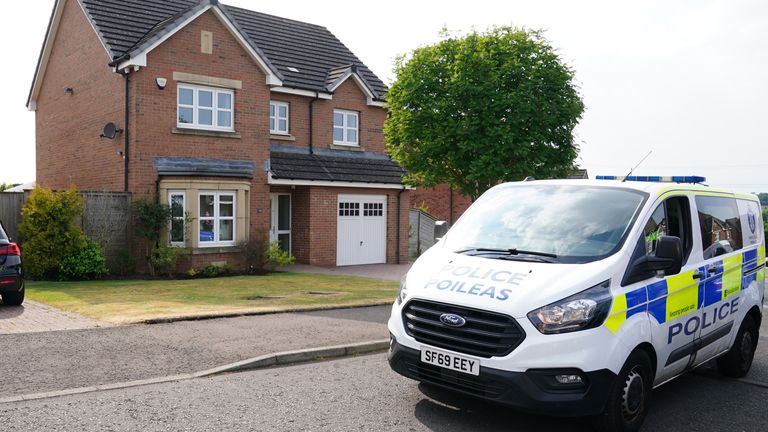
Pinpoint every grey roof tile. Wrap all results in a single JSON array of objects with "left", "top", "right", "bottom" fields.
[
  {"left": 153, "top": 156, "right": 255, "bottom": 177},
  {"left": 78, "top": 0, "right": 387, "bottom": 98},
  {"left": 270, "top": 145, "right": 405, "bottom": 185}
]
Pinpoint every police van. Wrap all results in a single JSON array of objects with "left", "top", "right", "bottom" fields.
[{"left": 388, "top": 176, "right": 764, "bottom": 432}]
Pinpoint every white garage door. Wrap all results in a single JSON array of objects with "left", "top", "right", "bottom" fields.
[{"left": 337, "top": 194, "right": 387, "bottom": 266}]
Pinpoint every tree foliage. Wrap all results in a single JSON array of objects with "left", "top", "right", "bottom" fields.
[
  {"left": 18, "top": 187, "right": 88, "bottom": 279},
  {"left": 756, "top": 193, "right": 768, "bottom": 206},
  {"left": 385, "top": 27, "right": 584, "bottom": 199}
]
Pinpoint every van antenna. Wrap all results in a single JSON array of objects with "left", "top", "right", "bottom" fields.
[{"left": 622, "top": 150, "right": 653, "bottom": 182}]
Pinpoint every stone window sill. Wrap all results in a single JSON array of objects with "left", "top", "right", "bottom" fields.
[
  {"left": 189, "top": 246, "right": 243, "bottom": 255},
  {"left": 270, "top": 134, "right": 296, "bottom": 141},
  {"left": 172, "top": 128, "right": 241, "bottom": 139},
  {"left": 330, "top": 144, "right": 363, "bottom": 152}
]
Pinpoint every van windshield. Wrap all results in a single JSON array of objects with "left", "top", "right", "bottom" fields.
[{"left": 443, "top": 184, "right": 647, "bottom": 263}]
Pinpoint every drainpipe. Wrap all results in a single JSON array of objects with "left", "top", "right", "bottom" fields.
[
  {"left": 396, "top": 187, "right": 406, "bottom": 264},
  {"left": 308, "top": 91, "right": 319, "bottom": 154},
  {"left": 121, "top": 70, "right": 130, "bottom": 192},
  {"left": 449, "top": 187, "right": 454, "bottom": 225}
]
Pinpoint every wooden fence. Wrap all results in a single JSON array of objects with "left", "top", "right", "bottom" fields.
[
  {"left": 409, "top": 208, "right": 440, "bottom": 257},
  {"left": 0, "top": 191, "right": 131, "bottom": 267}
]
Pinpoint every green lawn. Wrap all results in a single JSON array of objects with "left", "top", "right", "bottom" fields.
[{"left": 27, "top": 273, "right": 397, "bottom": 324}]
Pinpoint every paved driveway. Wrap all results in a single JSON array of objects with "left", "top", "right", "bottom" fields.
[{"left": 0, "top": 300, "right": 109, "bottom": 334}]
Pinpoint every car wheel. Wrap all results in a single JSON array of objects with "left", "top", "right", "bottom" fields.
[
  {"left": 593, "top": 350, "right": 653, "bottom": 432},
  {"left": 717, "top": 315, "right": 758, "bottom": 378},
  {"left": 2, "top": 284, "right": 24, "bottom": 306}
]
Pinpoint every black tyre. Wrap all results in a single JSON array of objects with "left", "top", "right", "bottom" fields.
[
  {"left": 2, "top": 284, "right": 24, "bottom": 306},
  {"left": 593, "top": 350, "right": 653, "bottom": 432},
  {"left": 717, "top": 315, "right": 758, "bottom": 378}
]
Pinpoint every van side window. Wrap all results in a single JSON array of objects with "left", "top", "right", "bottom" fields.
[
  {"left": 623, "top": 197, "right": 693, "bottom": 286},
  {"left": 643, "top": 205, "right": 667, "bottom": 255},
  {"left": 696, "top": 196, "right": 743, "bottom": 259}
]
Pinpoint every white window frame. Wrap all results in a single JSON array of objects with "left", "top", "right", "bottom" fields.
[
  {"left": 168, "top": 191, "right": 186, "bottom": 246},
  {"left": 270, "top": 101, "right": 290, "bottom": 135},
  {"left": 198, "top": 191, "right": 236, "bottom": 247},
  {"left": 333, "top": 109, "right": 359, "bottom": 146},
  {"left": 177, "top": 84, "right": 234, "bottom": 131}
]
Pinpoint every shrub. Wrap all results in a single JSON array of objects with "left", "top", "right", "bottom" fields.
[
  {"left": 18, "top": 187, "right": 87, "bottom": 279},
  {"left": 264, "top": 240, "right": 296, "bottom": 269},
  {"left": 132, "top": 199, "right": 173, "bottom": 276},
  {"left": 199, "top": 264, "right": 221, "bottom": 278},
  {"left": 149, "top": 245, "right": 182, "bottom": 278},
  {"left": 59, "top": 239, "right": 109, "bottom": 280}
]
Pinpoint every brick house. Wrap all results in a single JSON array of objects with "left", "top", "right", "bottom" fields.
[{"left": 27, "top": 0, "right": 409, "bottom": 269}]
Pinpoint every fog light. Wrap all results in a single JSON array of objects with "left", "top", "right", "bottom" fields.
[{"left": 555, "top": 374, "right": 583, "bottom": 385}]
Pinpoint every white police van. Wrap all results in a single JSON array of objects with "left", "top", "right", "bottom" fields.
[{"left": 388, "top": 176, "right": 764, "bottom": 432}]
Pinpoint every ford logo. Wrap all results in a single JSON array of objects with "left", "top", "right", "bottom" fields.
[{"left": 440, "top": 313, "right": 467, "bottom": 327}]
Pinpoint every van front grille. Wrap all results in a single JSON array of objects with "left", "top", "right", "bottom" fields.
[{"left": 402, "top": 299, "right": 525, "bottom": 358}]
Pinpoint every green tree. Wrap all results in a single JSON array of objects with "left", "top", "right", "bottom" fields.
[
  {"left": 756, "top": 193, "right": 768, "bottom": 206},
  {"left": 18, "top": 187, "right": 88, "bottom": 279},
  {"left": 385, "top": 27, "right": 584, "bottom": 199}
]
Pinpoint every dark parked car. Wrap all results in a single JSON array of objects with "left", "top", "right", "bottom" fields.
[{"left": 0, "top": 221, "right": 24, "bottom": 306}]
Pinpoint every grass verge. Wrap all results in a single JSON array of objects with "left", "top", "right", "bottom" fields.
[{"left": 27, "top": 272, "right": 397, "bottom": 324}]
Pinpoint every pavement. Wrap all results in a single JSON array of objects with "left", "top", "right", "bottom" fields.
[
  {"left": 278, "top": 263, "right": 411, "bottom": 281},
  {"left": 0, "top": 300, "right": 109, "bottom": 334},
  {"left": 0, "top": 304, "right": 392, "bottom": 399}
]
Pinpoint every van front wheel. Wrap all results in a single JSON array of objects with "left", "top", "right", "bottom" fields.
[
  {"left": 717, "top": 315, "right": 758, "bottom": 378},
  {"left": 593, "top": 350, "right": 653, "bottom": 432}
]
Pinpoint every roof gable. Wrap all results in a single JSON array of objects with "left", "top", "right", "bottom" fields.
[{"left": 29, "top": 0, "right": 389, "bottom": 109}]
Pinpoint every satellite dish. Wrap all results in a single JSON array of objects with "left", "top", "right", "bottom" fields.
[{"left": 101, "top": 122, "right": 123, "bottom": 139}]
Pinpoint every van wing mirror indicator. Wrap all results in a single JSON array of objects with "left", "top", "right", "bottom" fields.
[
  {"left": 434, "top": 221, "right": 449, "bottom": 241},
  {"left": 629, "top": 236, "right": 683, "bottom": 281}
]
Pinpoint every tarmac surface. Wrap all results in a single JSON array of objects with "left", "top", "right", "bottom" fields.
[{"left": 0, "top": 305, "right": 391, "bottom": 398}]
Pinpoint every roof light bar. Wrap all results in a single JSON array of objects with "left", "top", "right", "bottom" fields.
[{"left": 596, "top": 175, "right": 706, "bottom": 184}]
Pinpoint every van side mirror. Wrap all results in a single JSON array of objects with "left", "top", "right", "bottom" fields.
[
  {"left": 626, "top": 236, "right": 683, "bottom": 284},
  {"left": 434, "top": 221, "right": 449, "bottom": 241}
]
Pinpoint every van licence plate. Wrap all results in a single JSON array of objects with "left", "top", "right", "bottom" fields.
[{"left": 420, "top": 346, "right": 480, "bottom": 376}]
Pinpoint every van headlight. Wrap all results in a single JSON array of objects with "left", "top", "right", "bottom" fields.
[
  {"left": 527, "top": 280, "right": 612, "bottom": 334},
  {"left": 397, "top": 277, "right": 408, "bottom": 305}
]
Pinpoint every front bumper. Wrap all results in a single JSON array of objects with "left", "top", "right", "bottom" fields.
[{"left": 388, "top": 339, "right": 615, "bottom": 417}]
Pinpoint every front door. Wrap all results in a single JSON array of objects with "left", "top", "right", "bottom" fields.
[{"left": 270, "top": 194, "right": 291, "bottom": 252}]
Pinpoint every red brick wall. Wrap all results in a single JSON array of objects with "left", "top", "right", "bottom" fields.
[
  {"left": 129, "top": 10, "right": 271, "bottom": 249},
  {"left": 270, "top": 80, "right": 386, "bottom": 153},
  {"left": 35, "top": 0, "right": 125, "bottom": 191},
  {"left": 410, "top": 184, "right": 473, "bottom": 224},
  {"left": 306, "top": 186, "right": 409, "bottom": 266}
]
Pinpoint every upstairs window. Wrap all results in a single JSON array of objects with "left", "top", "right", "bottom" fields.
[
  {"left": 270, "top": 101, "right": 289, "bottom": 134},
  {"left": 333, "top": 109, "right": 358, "bottom": 146},
  {"left": 177, "top": 84, "right": 234, "bottom": 131}
]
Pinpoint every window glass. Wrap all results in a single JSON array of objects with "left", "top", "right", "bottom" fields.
[
  {"left": 199, "top": 90, "right": 213, "bottom": 107},
  {"left": 334, "top": 112, "right": 344, "bottom": 126},
  {"left": 199, "top": 109, "right": 213, "bottom": 125},
  {"left": 178, "top": 107, "right": 193, "bottom": 124},
  {"left": 442, "top": 185, "right": 647, "bottom": 263},
  {"left": 179, "top": 88, "right": 193, "bottom": 105},
  {"left": 199, "top": 194, "right": 215, "bottom": 243},
  {"left": 643, "top": 204, "right": 667, "bottom": 255},
  {"left": 347, "top": 113, "right": 357, "bottom": 128},
  {"left": 270, "top": 104, "right": 275, "bottom": 117},
  {"left": 220, "top": 220, "right": 234, "bottom": 241},
  {"left": 278, "top": 195, "right": 290, "bottom": 230},
  {"left": 278, "top": 119, "right": 287, "bottom": 131},
  {"left": 347, "top": 129, "right": 357, "bottom": 143},
  {"left": 333, "top": 127, "right": 343, "bottom": 142},
  {"left": 270, "top": 117, "right": 275, "bottom": 131},
  {"left": 170, "top": 193, "right": 185, "bottom": 244},
  {"left": 279, "top": 105, "right": 287, "bottom": 117},
  {"left": 218, "top": 93, "right": 231, "bottom": 110},
  {"left": 696, "top": 196, "right": 743, "bottom": 259},
  {"left": 270, "top": 102, "right": 289, "bottom": 134},
  {"left": 217, "top": 111, "right": 231, "bottom": 128},
  {"left": 0, "top": 223, "right": 8, "bottom": 241}
]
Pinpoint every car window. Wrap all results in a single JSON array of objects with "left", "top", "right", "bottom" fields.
[
  {"left": 696, "top": 196, "right": 743, "bottom": 259},
  {"left": 643, "top": 204, "right": 667, "bottom": 255},
  {"left": 0, "top": 222, "right": 7, "bottom": 241}
]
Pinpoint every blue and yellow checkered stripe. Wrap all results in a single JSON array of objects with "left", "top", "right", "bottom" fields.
[{"left": 605, "top": 248, "right": 765, "bottom": 333}]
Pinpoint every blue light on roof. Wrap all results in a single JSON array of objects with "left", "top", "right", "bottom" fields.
[{"left": 596, "top": 175, "right": 706, "bottom": 184}]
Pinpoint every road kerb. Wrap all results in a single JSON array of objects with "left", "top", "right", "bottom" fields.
[{"left": 0, "top": 339, "right": 390, "bottom": 404}]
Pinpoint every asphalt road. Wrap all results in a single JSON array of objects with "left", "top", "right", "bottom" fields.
[
  {"left": 0, "top": 306, "right": 391, "bottom": 398},
  {"left": 0, "top": 351, "right": 766, "bottom": 432}
]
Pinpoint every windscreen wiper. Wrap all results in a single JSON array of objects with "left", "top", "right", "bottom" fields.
[{"left": 454, "top": 247, "right": 557, "bottom": 261}]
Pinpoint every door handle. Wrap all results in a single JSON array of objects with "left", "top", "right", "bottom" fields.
[
  {"left": 708, "top": 267, "right": 718, "bottom": 274},
  {"left": 360, "top": 241, "right": 364, "bottom": 246},
  {"left": 692, "top": 271, "right": 704, "bottom": 279}
]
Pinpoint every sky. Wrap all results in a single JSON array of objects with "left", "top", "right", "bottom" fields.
[{"left": 1, "top": 0, "right": 767, "bottom": 192}]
